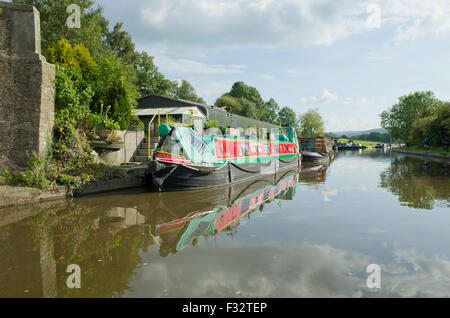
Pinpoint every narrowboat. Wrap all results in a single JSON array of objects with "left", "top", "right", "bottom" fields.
[
  {"left": 298, "top": 136, "right": 334, "bottom": 162},
  {"left": 149, "top": 124, "right": 301, "bottom": 191}
]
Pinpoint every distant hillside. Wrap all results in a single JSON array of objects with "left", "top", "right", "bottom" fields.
[{"left": 331, "top": 128, "right": 388, "bottom": 138}]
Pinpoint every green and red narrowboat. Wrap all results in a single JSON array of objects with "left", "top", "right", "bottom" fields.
[{"left": 149, "top": 124, "right": 301, "bottom": 191}]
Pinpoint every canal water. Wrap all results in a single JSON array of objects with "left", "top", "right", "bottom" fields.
[{"left": 0, "top": 150, "right": 449, "bottom": 298}]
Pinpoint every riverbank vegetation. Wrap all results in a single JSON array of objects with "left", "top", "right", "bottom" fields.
[
  {"left": 392, "top": 146, "right": 450, "bottom": 155},
  {"left": 337, "top": 132, "right": 390, "bottom": 143},
  {"left": 380, "top": 91, "right": 449, "bottom": 151},
  {"left": 338, "top": 139, "right": 381, "bottom": 147},
  {"left": 4, "top": 0, "right": 207, "bottom": 192},
  {"left": 3, "top": 0, "right": 329, "bottom": 193}
]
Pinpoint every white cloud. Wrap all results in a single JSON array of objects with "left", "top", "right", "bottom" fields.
[
  {"left": 128, "top": 242, "right": 450, "bottom": 297},
  {"left": 133, "top": 243, "right": 369, "bottom": 297},
  {"left": 379, "top": 0, "right": 450, "bottom": 42},
  {"left": 155, "top": 55, "right": 247, "bottom": 75},
  {"left": 136, "top": 0, "right": 371, "bottom": 50},
  {"left": 100, "top": 0, "right": 450, "bottom": 52},
  {"left": 321, "top": 188, "right": 339, "bottom": 202},
  {"left": 300, "top": 89, "right": 339, "bottom": 105},
  {"left": 134, "top": 0, "right": 450, "bottom": 50}
]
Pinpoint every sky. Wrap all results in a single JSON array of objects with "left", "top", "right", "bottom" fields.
[{"left": 96, "top": 0, "right": 450, "bottom": 132}]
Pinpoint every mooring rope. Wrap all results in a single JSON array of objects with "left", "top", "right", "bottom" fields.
[
  {"left": 278, "top": 156, "right": 299, "bottom": 164},
  {"left": 229, "top": 162, "right": 261, "bottom": 173}
]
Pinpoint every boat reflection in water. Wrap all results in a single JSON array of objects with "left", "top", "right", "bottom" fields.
[
  {"left": 152, "top": 169, "right": 300, "bottom": 257},
  {"left": 0, "top": 168, "right": 299, "bottom": 297},
  {"left": 299, "top": 161, "right": 331, "bottom": 184}
]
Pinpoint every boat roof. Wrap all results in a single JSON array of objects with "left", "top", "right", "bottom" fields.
[
  {"left": 134, "top": 106, "right": 206, "bottom": 118},
  {"left": 299, "top": 137, "right": 325, "bottom": 140}
]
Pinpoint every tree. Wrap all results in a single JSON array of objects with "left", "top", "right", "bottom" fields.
[
  {"left": 47, "top": 38, "right": 97, "bottom": 79},
  {"left": 351, "top": 132, "right": 391, "bottom": 143},
  {"left": 54, "top": 66, "right": 94, "bottom": 125},
  {"left": 92, "top": 51, "right": 139, "bottom": 129},
  {"left": 298, "top": 109, "right": 325, "bottom": 137},
  {"left": 238, "top": 98, "right": 258, "bottom": 119},
  {"left": 172, "top": 80, "right": 205, "bottom": 103},
  {"left": 380, "top": 91, "right": 441, "bottom": 144},
  {"left": 13, "top": 0, "right": 109, "bottom": 57},
  {"left": 14, "top": 0, "right": 176, "bottom": 99},
  {"left": 261, "top": 98, "right": 280, "bottom": 124},
  {"left": 227, "top": 82, "right": 265, "bottom": 120},
  {"left": 135, "top": 52, "right": 175, "bottom": 97},
  {"left": 229, "top": 82, "right": 264, "bottom": 104},
  {"left": 278, "top": 106, "right": 299, "bottom": 130},
  {"left": 105, "top": 22, "right": 139, "bottom": 66},
  {"left": 215, "top": 95, "right": 243, "bottom": 114},
  {"left": 103, "top": 23, "right": 176, "bottom": 97},
  {"left": 410, "top": 102, "right": 450, "bottom": 146},
  {"left": 48, "top": 39, "right": 95, "bottom": 126}
]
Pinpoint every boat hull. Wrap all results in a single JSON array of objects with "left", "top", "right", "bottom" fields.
[
  {"left": 301, "top": 151, "right": 330, "bottom": 163},
  {"left": 149, "top": 155, "right": 301, "bottom": 191}
]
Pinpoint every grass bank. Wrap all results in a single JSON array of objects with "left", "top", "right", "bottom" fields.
[{"left": 393, "top": 146, "right": 450, "bottom": 155}]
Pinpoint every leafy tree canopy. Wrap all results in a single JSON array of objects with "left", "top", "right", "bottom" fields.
[
  {"left": 410, "top": 102, "right": 450, "bottom": 146},
  {"left": 13, "top": 0, "right": 109, "bottom": 57},
  {"left": 215, "top": 95, "right": 243, "bottom": 114},
  {"left": 171, "top": 80, "right": 205, "bottom": 104},
  {"left": 216, "top": 81, "right": 285, "bottom": 125},
  {"left": 380, "top": 91, "right": 441, "bottom": 144},
  {"left": 48, "top": 38, "right": 97, "bottom": 79},
  {"left": 261, "top": 98, "right": 280, "bottom": 124},
  {"left": 278, "top": 106, "right": 299, "bottom": 130},
  {"left": 298, "top": 108, "right": 325, "bottom": 137}
]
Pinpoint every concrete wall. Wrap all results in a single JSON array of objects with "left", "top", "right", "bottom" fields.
[
  {"left": 0, "top": 1, "right": 55, "bottom": 170},
  {"left": 100, "top": 130, "right": 145, "bottom": 164}
]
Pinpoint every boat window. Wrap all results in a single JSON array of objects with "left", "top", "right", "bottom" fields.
[
  {"left": 160, "top": 134, "right": 184, "bottom": 156},
  {"left": 240, "top": 142, "right": 250, "bottom": 156}
]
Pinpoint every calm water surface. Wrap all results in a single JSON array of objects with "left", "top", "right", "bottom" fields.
[{"left": 0, "top": 150, "right": 449, "bottom": 297}]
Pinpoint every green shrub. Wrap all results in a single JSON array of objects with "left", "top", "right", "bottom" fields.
[
  {"left": 21, "top": 157, "right": 53, "bottom": 189},
  {"left": 410, "top": 103, "right": 450, "bottom": 146},
  {"left": 84, "top": 112, "right": 120, "bottom": 131},
  {"left": 204, "top": 120, "right": 219, "bottom": 129},
  {"left": 128, "top": 115, "right": 145, "bottom": 131}
]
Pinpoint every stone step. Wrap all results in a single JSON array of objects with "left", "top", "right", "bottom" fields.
[
  {"left": 132, "top": 155, "right": 151, "bottom": 163},
  {"left": 137, "top": 148, "right": 152, "bottom": 156},
  {"left": 140, "top": 142, "right": 159, "bottom": 149},
  {"left": 143, "top": 136, "right": 160, "bottom": 143}
]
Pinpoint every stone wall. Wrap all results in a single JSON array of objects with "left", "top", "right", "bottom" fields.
[{"left": 0, "top": 1, "right": 55, "bottom": 170}]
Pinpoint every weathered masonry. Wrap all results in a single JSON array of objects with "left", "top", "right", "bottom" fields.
[{"left": 0, "top": 1, "right": 55, "bottom": 170}]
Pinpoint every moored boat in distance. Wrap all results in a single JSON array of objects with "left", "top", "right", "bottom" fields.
[
  {"left": 298, "top": 136, "right": 334, "bottom": 163},
  {"left": 149, "top": 124, "right": 301, "bottom": 191}
]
